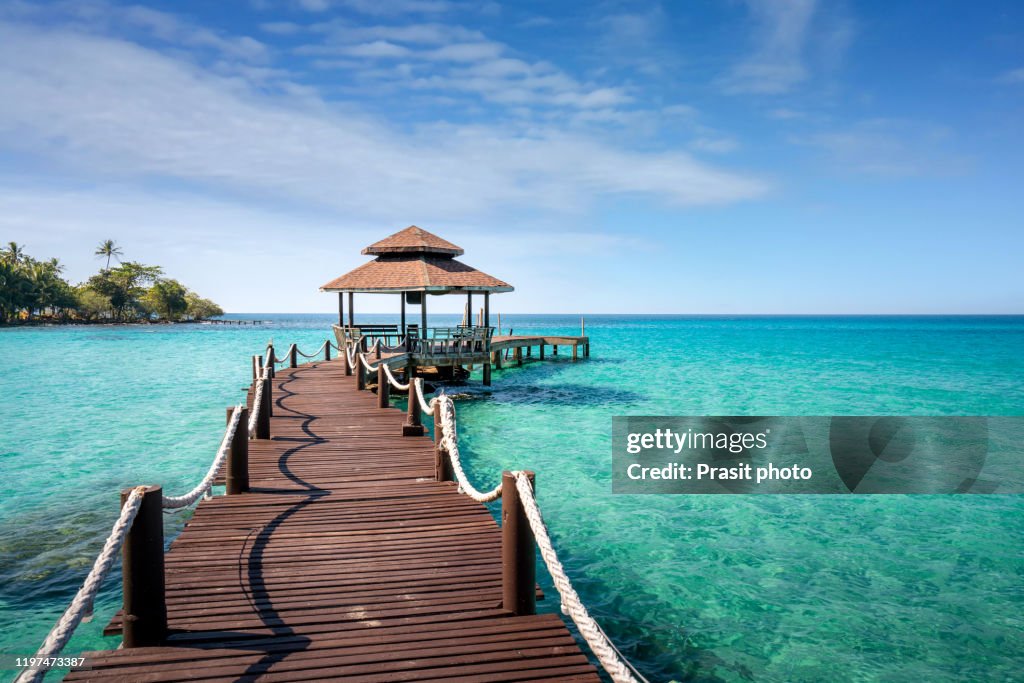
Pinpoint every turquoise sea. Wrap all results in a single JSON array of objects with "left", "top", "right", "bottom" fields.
[{"left": 1, "top": 314, "right": 1022, "bottom": 682}]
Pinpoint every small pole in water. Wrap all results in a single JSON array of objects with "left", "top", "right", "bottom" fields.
[{"left": 581, "top": 315, "right": 585, "bottom": 337}]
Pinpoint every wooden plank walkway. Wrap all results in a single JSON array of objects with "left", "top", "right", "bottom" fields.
[{"left": 69, "top": 359, "right": 599, "bottom": 682}]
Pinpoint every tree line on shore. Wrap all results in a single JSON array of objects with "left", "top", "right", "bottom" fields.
[{"left": 0, "top": 240, "right": 224, "bottom": 325}]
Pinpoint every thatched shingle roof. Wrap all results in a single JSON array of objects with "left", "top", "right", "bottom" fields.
[{"left": 320, "top": 226, "right": 513, "bottom": 293}]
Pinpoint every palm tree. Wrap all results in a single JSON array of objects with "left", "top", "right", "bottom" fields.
[
  {"left": 3, "top": 241, "right": 25, "bottom": 264},
  {"left": 94, "top": 239, "right": 124, "bottom": 270}
]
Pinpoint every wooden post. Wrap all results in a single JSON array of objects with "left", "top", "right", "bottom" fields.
[
  {"left": 256, "top": 377, "right": 271, "bottom": 438},
  {"left": 581, "top": 315, "right": 585, "bottom": 336},
  {"left": 226, "top": 407, "right": 249, "bottom": 494},
  {"left": 404, "top": 369, "right": 424, "bottom": 436},
  {"left": 356, "top": 354, "right": 366, "bottom": 391},
  {"left": 434, "top": 402, "right": 453, "bottom": 482},
  {"left": 497, "top": 312, "right": 501, "bottom": 336},
  {"left": 252, "top": 355, "right": 261, "bottom": 381},
  {"left": 514, "top": 346, "right": 522, "bottom": 366},
  {"left": 120, "top": 485, "right": 167, "bottom": 648},
  {"left": 502, "top": 471, "right": 536, "bottom": 616},
  {"left": 324, "top": 342, "right": 331, "bottom": 361},
  {"left": 338, "top": 292, "right": 344, "bottom": 327},
  {"left": 343, "top": 343, "right": 352, "bottom": 376},
  {"left": 377, "top": 365, "right": 389, "bottom": 408},
  {"left": 348, "top": 292, "right": 354, "bottom": 328},
  {"left": 482, "top": 362, "right": 491, "bottom": 386},
  {"left": 375, "top": 342, "right": 382, "bottom": 360},
  {"left": 572, "top": 344, "right": 578, "bottom": 362},
  {"left": 585, "top": 343, "right": 590, "bottom": 357},
  {"left": 289, "top": 345, "right": 297, "bottom": 368},
  {"left": 540, "top": 344, "right": 545, "bottom": 360},
  {"left": 266, "top": 346, "right": 275, "bottom": 378},
  {"left": 466, "top": 292, "right": 472, "bottom": 326},
  {"left": 494, "top": 350, "right": 503, "bottom": 369},
  {"left": 553, "top": 344, "right": 558, "bottom": 355},
  {"left": 527, "top": 345, "right": 532, "bottom": 358}
]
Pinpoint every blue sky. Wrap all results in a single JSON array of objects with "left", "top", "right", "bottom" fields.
[{"left": 0, "top": 0, "right": 1021, "bottom": 313}]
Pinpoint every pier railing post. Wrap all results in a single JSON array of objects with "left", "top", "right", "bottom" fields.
[
  {"left": 289, "top": 345, "right": 297, "bottom": 368},
  {"left": 356, "top": 354, "right": 366, "bottom": 391},
  {"left": 256, "top": 377, "right": 271, "bottom": 439},
  {"left": 120, "top": 485, "right": 167, "bottom": 648},
  {"left": 344, "top": 344, "right": 352, "bottom": 376},
  {"left": 226, "top": 406, "right": 250, "bottom": 494},
  {"left": 404, "top": 368, "right": 424, "bottom": 436},
  {"left": 377, "top": 365, "right": 389, "bottom": 408},
  {"left": 434, "top": 403, "right": 453, "bottom": 482},
  {"left": 324, "top": 341, "right": 331, "bottom": 361},
  {"left": 252, "top": 355, "right": 261, "bottom": 381},
  {"left": 502, "top": 470, "right": 536, "bottom": 616},
  {"left": 266, "top": 347, "right": 275, "bottom": 378}
]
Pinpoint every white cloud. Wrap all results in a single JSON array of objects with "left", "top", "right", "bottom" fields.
[
  {"left": 721, "top": 0, "right": 817, "bottom": 94},
  {"left": 0, "top": 22, "right": 766, "bottom": 225},
  {"left": 792, "top": 119, "right": 968, "bottom": 176},
  {"left": 995, "top": 67, "right": 1024, "bottom": 84},
  {"left": 342, "top": 40, "right": 411, "bottom": 57}
]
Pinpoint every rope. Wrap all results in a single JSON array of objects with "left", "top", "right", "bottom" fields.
[
  {"left": 435, "top": 396, "right": 502, "bottom": 503},
  {"left": 360, "top": 352, "right": 380, "bottom": 372},
  {"left": 163, "top": 404, "right": 244, "bottom": 509},
  {"left": 296, "top": 341, "right": 329, "bottom": 358},
  {"left": 413, "top": 377, "right": 436, "bottom": 415},
  {"left": 345, "top": 341, "right": 356, "bottom": 368},
  {"left": 513, "top": 472, "right": 645, "bottom": 683},
  {"left": 14, "top": 487, "right": 148, "bottom": 683},
  {"left": 382, "top": 363, "right": 409, "bottom": 391}
]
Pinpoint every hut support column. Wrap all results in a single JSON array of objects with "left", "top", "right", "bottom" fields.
[
  {"left": 540, "top": 344, "right": 545, "bottom": 360},
  {"left": 337, "top": 292, "right": 344, "bottom": 327},
  {"left": 400, "top": 293, "right": 406, "bottom": 339},
  {"left": 484, "top": 292, "right": 490, "bottom": 330},
  {"left": 347, "top": 292, "right": 354, "bottom": 328},
  {"left": 421, "top": 294, "right": 427, "bottom": 340},
  {"left": 466, "top": 292, "right": 472, "bottom": 326}
]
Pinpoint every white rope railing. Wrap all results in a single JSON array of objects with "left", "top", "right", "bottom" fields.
[
  {"left": 405, "top": 374, "right": 644, "bottom": 682},
  {"left": 14, "top": 486, "right": 148, "bottom": 683},
  {"left": 433, "top": 395, "right": 502, "bottom": 503},
  {"left": 359, "top": 352, "right": 381, "bottom": 372},
  {"left": 163, "top": 404, "right": 244, "bottom": 509},
  {"left": 382, "top": 363, "right": 409, "bottom": 391},
  {"left": 513, "top": 472, "right": 645, "bottom": 683},
  {"left": 247, "top": 364, "right": 270, "bottom": 438},
  {"left": 413, "top": 377, "right": 437, "bottom": 415},
  {"left": 296, "top": 341, "right": 329, "bottom": 358}
]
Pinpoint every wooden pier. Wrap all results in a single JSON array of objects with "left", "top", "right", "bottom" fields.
[{"left": 66, "top": 355, "right": 602, "bottom": 681}]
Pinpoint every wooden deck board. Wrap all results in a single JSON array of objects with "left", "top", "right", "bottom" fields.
[{"left": 73, "top": 359, "right": 598, "bottom": 682}]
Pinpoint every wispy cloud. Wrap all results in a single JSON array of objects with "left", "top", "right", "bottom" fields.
[
  {"left": 0, "top": 21, "right": 766, "bottom": 225},
  {"left": 721, "top": 0, "right": 817, "bottom": 95},
  {"left": 791, "top": 119, "right": 969, "bottom": 177},
  {"left": 995, "top": 67, "right": 1024, "bottom": 84}
]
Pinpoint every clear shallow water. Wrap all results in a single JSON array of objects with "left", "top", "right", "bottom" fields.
[{"left": 1, "top": 314, "right": 1022, "bottom": 682}]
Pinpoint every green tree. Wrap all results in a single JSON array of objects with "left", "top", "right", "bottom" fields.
[
  {"left": 143, "top": 279, "right": 189, "bottom": 321},
  {"left": 74, "top": 286, "right": 111, "bottom": 321},
  {"left": 185, "top": 292, "right": 224, "bottom": 320},
  {"left": 87, "top": 262, "right": 162, "bottom": 321},
  {"left": 94, "top": 239, "right": 124, "bottom": 270}
]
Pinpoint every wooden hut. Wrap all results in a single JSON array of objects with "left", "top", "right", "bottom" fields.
[{"left": 320, "top": 225, "right": 513, "bottom": 337}]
